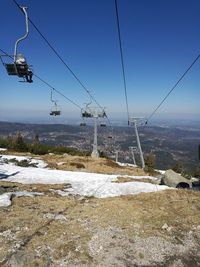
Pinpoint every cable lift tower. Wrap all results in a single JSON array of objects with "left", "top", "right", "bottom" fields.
[
  {"left": 129, "top": 117, "right": 145, "bottom": 169},
  {"left": 81, "top": 101, "right": 107, "bottom": 158},
  {"left": 0, "top": 6, "right": 33, "bottom": 83},
  {"left": 115, "top": 150, "right": 119, "bottom": 163},
  {"left": 129, "top": 146, "right": 137, "bottom": 166}
]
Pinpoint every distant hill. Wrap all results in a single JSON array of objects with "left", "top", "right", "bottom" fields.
[{"left": 0, "top": 121, "right": 199, "bottom": 172}]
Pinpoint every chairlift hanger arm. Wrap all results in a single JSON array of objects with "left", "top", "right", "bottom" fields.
[
  {"left": 14, "top": 6, "right": 29, "bottom": 62},
  {"left": 50, "top": 88, "right": 57, "bottom": 103}
]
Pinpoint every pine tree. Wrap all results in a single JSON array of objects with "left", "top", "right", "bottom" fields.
[
  {"left": 33, "top": 133, "right": 40, "bottom": 145},
  {"left": 13, "top": 132, "right": 27, "bottom": 152},
  {"left": 194, "top": 164, "right": 200, "bottom": 179}
]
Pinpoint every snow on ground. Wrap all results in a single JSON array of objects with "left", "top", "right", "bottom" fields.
[
  {"left": 0, "top": 191, "right": 44, "bottom": 207},
  {"left": 0, "top": 154, "right": 47, "bottom": 168},
  {"left": 156, "top": 169, "right": 166, "bottom": 174},
  {"left": 0, "top": 192, "right": 12, "bottom": 207},
  {"left": 0, "top": 148, "right": 7, "bottom": 151},
  {"left": 0, "top": 161, "right": 169, "bottom": 198},
  {"left": 117, "top": 162, "right": 137, "bottom": 168},
  {"left": 14, "top": 191, "right": 44, "bottom": 197}
]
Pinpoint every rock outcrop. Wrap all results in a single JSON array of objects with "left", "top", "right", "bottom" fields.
[{"left": 162, "top": 169, "right": 192, "bottom": 188}]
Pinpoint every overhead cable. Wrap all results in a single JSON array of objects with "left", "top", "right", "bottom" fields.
[
  {"left": 0, "top": 48, "right": 112, "bottom": 127},
  {"left": 114, "top": 0, "right": 130, "bottom": 124},
  {"left": 0, "top": 48, "right": 82, "bottom": 110},
  {"left": 12, "top": 0, "right": 103, "bottom": 110},
  {"left": 146, "top": 53, "right": 200, "bottom": 123}
]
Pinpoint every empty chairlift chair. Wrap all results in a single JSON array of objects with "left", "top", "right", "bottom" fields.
[
  {"left": 50, "top": 102, "right": 61, "bottom": 116},
  {"left": 50, "top": 89, "right": 61, "bottom": 116},
  {"left": 80, "top": 122, "right": 86, "bottom": 127}
]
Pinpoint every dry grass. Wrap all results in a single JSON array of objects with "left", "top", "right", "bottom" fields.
[
  {"left": 42, "top": 154, "right": 146, "bottom": 176},
  {"left": 0, "top": 181, "right": 70, "bottom": 193},
  {"left": 0, "top": 151, "right": 147, "bottom": 176},
  {"left": 0, "top": 187, "right": 199, "bottom": 266},
  {"left": 112, "top": 176, "right": 159, "bottom": 184}
]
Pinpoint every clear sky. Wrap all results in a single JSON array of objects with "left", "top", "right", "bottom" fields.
[{"left": 0, "top": 0, "right": 200, "bottom": 124}]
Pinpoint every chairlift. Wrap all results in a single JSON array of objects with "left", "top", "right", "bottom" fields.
[
  {"left": 80, "top": 122, "right": 86, "bottom": 127},
  {"left": 102, "top": 109, "right": 107, "bottom": 118},
  {"left": 82, "top": 110, "right": 93, "bottom": 118},
  {"left": 1, "top": 7, "right": 33, "bottom": 83},
  {"left": 108, "top": 135, "right": 113, "bottom": 139},
  {"left": 50, "top": 89, "right": 61, "bottom": 116},
  {"left": 97, "top": 109, "right": 107, "bottom": 118},
  {"left": 81, "top": 98, "right": 93, "bottom": 118},
  {"left": 50, "top": 107, "right": 61, "bottom": 116},
  {"left": 100, "top": 123, "right": 106, "bottom": 127}
]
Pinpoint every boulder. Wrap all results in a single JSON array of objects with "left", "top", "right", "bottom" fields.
[{"left": 162, "top": 169, "right": 192, "bottom": 188}]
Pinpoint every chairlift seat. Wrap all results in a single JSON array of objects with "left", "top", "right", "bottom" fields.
[
  {"left": 80, "top": 123, "right": 86, "bottom": 127},
  {"left": 50, "top": 110, "right": 61, "bottom": 116},
  {"left": 82, "top": 111, "right": 93, "bottom": 118},
  {"left": 100, "top": 123, "right": 106, "bottom": 127},
  {"left": 5, "top": 63, "right": 29, "bottom": 77}
]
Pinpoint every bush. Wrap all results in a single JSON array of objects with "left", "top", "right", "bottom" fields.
[
  {"left": 12, "top": 132, "right": 28, "bottom": 152},
  {"left": 2, "top": 158, "right": 37, "bottom": 168},
  {"left": 0, "top": 138, "right": 9, "bottom": 148},
  {"left": 29, "top": 144, "right": 50, "bottom": 155},
  {"left": 194, "top": 165, "right": 200, "bottom": 179},
  {"left": 70, "top": 162, "right": 85, "bottom": 169},
  {"left": 144, "top": 153, "right": 156, "bottom": 169},
  {"left": 172, "top": 162, "right": 184, "bottom": 174},
  {"left": 144, "top": 166, "right": 160, "bottom": 176},
  {"left": 16, "top": 159, "right": 37, "bottom": 168}
]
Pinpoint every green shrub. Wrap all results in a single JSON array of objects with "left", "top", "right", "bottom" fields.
[
  {"left": 16, "top": 159, "right": 37, "bottom": 168},
  {"left": 0, "top": 134, "right": 90, "bottom": 157}
]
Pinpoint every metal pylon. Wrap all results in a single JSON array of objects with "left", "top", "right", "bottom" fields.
[
  {"left": 129, "top": 146, "right": 136, "bottom": 166},
  {"left": 129, "top": 117, "right": 145, "bottom": 169},
  {"left": 81, "top": 107, "right": 106, "bottom": 158},
  {"left": 91, "top": 115, "right": 99, "bottom": 158}
]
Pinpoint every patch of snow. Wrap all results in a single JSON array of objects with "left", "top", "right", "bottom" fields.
[
  {"left": 28, "top": 159, "right": 47, "bottom": 168},
  {"left": 53, "top": 182, "right": 168, "bottom": 198},
  {"left": 0, "top": 148, "right": 7, "bottom": 151},
  {"left": 57, "top": 162, "right": 65, "bottom": 166},
  {"left": 191, "top": 177, "right": 199, "bottom": 182},
  {"left": 0, "top": 162, "right": 169, "bottom": 198},
  {"left": 0, "top": 191, "right": 44, "bottom": 208},
  {"left": 14, "top": 191, "right": 44, "bottom": 197},
  {"left": 116, "top": 162, "right": 137, "bottom": 168},
  {"left": 0, "top": 155, "right": 47, "bottom": 168},
  {"left": 156, "top": 170, "right": 166, "bottom": 174},
  {"left": 0, "top": 192, "right": 12, "bottom": 207}
]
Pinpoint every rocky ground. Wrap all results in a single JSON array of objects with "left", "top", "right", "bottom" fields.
[{"left": 0, "top": 186, "right": 199, "bottom": 267}]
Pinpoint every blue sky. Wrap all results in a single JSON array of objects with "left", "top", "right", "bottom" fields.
[{"left": 0, "top": 0, "right": 200, "bottom": 123}]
